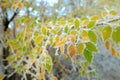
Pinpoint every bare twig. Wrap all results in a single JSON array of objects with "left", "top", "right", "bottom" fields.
[{"left": 96, "top": 17, "right": 120, "bottom": 26}]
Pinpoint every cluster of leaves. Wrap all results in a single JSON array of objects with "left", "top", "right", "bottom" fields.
[
  {"left": 98, "top": 10, "right": 120, "bottom": 56},
  {"left": 0, "top": 0, "right": 24, "bottom": 12},
  {"left": 5, "top": 9, "right": 120, "bottom": 80}
]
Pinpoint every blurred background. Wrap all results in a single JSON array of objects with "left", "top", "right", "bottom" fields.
[
  {"left": 18, "top": 0, "right": 120, "bottom": 21},
  {"left": 0, "top": 0, "right": 120, "bottom": 21},
  {"left": 1, "top": 0, "right": 120, "bottom": 80}
]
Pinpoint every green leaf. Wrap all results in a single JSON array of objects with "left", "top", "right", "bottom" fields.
[
  {"left": 58, "top": 17, "right": 64, "bottom": 21},
  {"left": 17, "top": 66, "right": 25, "bottom": 72},
  {"left": 81, "top": 17, "right": 89, "bottom": 20},
  {"left": 38, "top": 19, "right": 42, "bottom": 23},
  {"left": 82, "top": 70, "right": 85, "bottom": 76},
  {"left": 83, "top": 48, "right": 93, "bottom": 63},
  {"left": 88, "top": 30, "right": 97, "bottom": 43},
  {"left": 45, "top": 55, "right": 52, "bottom": 72},
  {"left": 41, "top": 27, "right": 47, "bottom": 35},
  {"left": 64, "top": 26, "right": 69, "bottom": 33},
  {"left": 60, "top": 21, "right": 66, "bottom": 25},
  {"left": 30, "top": 24, "right": 35, "bottom": 28},
  {"left": 87, "top": 21, "right": 96, "bottom": 28},
  {"left": 23, "top": 46, "right": 27, "bottom": 52},
  {"left": 92, "top": 71, "right": 96, "bottom": 76},
  {"left": 112, "top": 27, "right": 120, "bottom": 43},
  {"left": 11, "top": 62, "right": 17, "bottom": 68},
  {"left": 110, "top": 10, "right": 117, "bottom": 16},
  {"left": 15, "top": 53, "right": 22, "bottom": 58},
  {"left": 46, "top": 63, "right": 52, "bottom": 72},
  {"left": 98, "top": 26, "right": 103, "bottom": 32},
  {"left": 74, "top": 19, "right": 80, "bottom": 29},
  {"left": 49, "top": 37, "right": 54, "bottom": 45},
  {"left": 86, "top": 42, "right": 98, "bottom": 53},
  {"left": 51, "top": 29, "right": 57, "bottom": 34},
  {"left": 68, "top": 18, "right": 74, "bottom": 23},
  {"left": 6, "top": 55, "right": 15, "bottom": 63},
  {"left": 102, "top": 26, "right": 112, "bottom": 41}
]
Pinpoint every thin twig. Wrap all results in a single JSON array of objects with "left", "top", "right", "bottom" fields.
[{"left": 96, "top": 17, "right": 120, "bottom": 26}]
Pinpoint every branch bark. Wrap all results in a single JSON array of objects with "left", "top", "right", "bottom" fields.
[
  {"left": 1, "top": 9, "right": 18, "bottom": 80},
  {"left": 3, "top": 12, "right": 17, "bottom": 31}
]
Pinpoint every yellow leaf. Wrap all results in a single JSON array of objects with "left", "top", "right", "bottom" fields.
[
  {"left": 39, "top": 62, "right": 43, "bottom": 66},
  {"left": 55, "top": 36, "right": 60, "bottom": 43},
  {"left": 60, "top": 78, "right": 64, "bottom": 80},
  {"left": 69, "top": 34, "right": 76, "bottom": 42},
  {"left": 55, "top": 37, "right": 66, "bottom": 47},
  {"left": 82, "top": 20, "right": 89, "bottom": 27},
  {"left": 60, "top": 45, "right": 64, "bottom": 52},
  {"left": 26, "top": 41, "right": 30, "bottom": 47},
  {"left": 81, "top": 30, "right": 88, "bottom": 37},
  {"left": 102, "top": 32, "right": 108, "bottom": 41},
  {"left": 77, "top": 43, "right": 84, "bottom": 54},
  {"left": 81, "top": 30, "right": 89, "bottom": 43},
  {"left": 0, "top": 75, "right": 5, "bottom": 80},
  {"left": 44, "top": 21, "right": 48, "bottom": 24},
  {"left": 105, "top": 41, "right": 110, "bottom": 49},
  {"left": 91, "top": 15, "right": 99, "bottom": 20},
  {"left": 36, "top": 68, "right": 40, "bottom": 73},
  {"left": 18, "top": 2, "right": 23, "bottom": 10},
  {"left": 13, "top": 1, "right": 19, "bottom": 6},
  {"left": 15, "top": 52, "right": 22, "bottom": 58},
  {"left": 70, "top": 30, "right": 77, "bottom": 35},
  {"left": 101, "top": 11, "right": 107, "bottom": 18},
  {"left": 37, "top": 47, "right": 41, "bottom": 53},
  {"left": 34, "top": 32, "right": 39, "bottom": 36},
  {"left": 65, "top": 69, "right": 72, "bottom": 74},
  {"left": 111, "top": 47, "right": 116, "bottom": 56},
  {"left": 62, "top": 53, "right": 67, "bottom": 58},
  {"left": 68, "top": 44, "right": 76, "bottom": 58},
  {"left": 26, "top": 28, "right": 32, "bottom": 33},
  {"left": 117, "top": 52, "right": 120, "bottom": 57},
  {"left": 45, "top": 50, "right": 49, "bottom": 55},
  {"left": 55, "top": 36, "right": 60, "bottom": 46},
  {"left": 35, "top": 35, "right": 43, "bottom": 44},
  {"left": 116, "top": 52, "right": 120, "bottom": 57},
  {"left": 30, "top": 58, "right": 36, "bottom": 64},
  {"left": 41, "top": 67, "right": 45, "bottom": 73},
  {"left": 37, "top": 73, "right": 44, "bottom": 79},
  {"left": 81, "top": 37, "right": 89, "bottom": 43},
  {"left": 50, "top": 69, "right": 53, "bottom": 74},
  {"left": 60, "top": 37, "right": 67, "bottom": 45},
  {"left": 102, "top": 26, "right": 112, "bottom": 41},
  {"left": 52, "top": 76, "right": 58, "bottom": 80}
]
